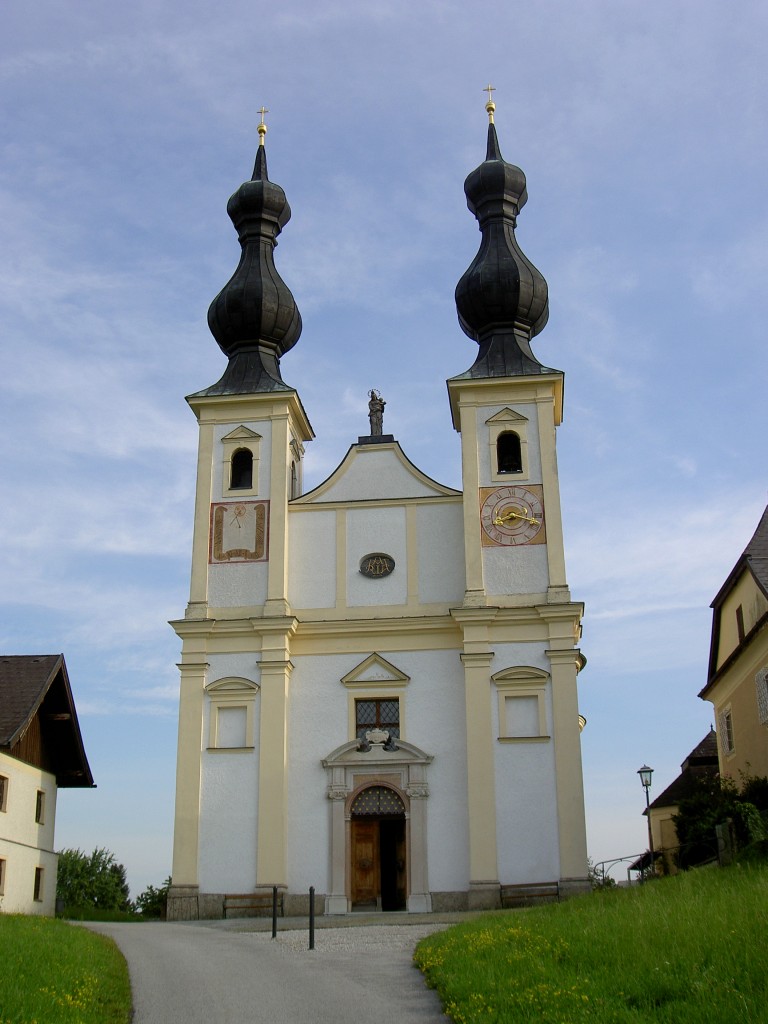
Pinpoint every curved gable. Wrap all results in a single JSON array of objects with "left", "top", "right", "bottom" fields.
[{"left": 294, "top": 441, "right": 460, "bottom": 504}]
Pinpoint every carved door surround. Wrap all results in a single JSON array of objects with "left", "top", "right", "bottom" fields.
[{"left": 322, "top": 738, "right": 433, "bottom": 914}]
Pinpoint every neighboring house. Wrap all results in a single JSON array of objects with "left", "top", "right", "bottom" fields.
[
  {"left": 646, "top": 729, "right": 719, "bottom": 873},
  {"left": 0, "top": 655, "right": 94, "bottom": 914},
  {"left": 700, "top": 506, "right": 768, "bottom": 780},
  {"left": 168, "top": 104, "right": 590, "bottom": 920}
]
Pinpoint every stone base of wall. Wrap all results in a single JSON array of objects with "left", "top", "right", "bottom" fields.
[
  {"left": 467, "top": 882, "right": 502, "bottom": 911},
  {"left": 283, "top": 890, "right": 326, "bottom": 917},
  {"left": 166, "top": 885, "right": 200, "bottom": 921},
  {"left": 558, "top": 877, "right": 591, "bottom": 899},
  {"left": 170, "top": 882, "right": 587, "bottom": 920},
  {"left": 430, "top": 891, "right": 469, "bottom": 912}
]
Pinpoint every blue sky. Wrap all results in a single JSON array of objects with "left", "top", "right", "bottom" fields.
[{"left": 2, "top": 0, "right": 767, "bottom": 894}]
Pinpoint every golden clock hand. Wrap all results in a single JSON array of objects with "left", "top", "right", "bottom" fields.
[{"left": 494, "top": 510, "right": 540, "bottom": 526}]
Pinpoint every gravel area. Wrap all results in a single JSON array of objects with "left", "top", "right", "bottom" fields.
[{"left": 253, "top": 923, "right": 450, "bottom": 954}]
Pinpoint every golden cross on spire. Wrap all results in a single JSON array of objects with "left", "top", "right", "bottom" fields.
[
  {"left": 257, "top": 105, "right": 269, "bottom": 146},
  {"left": 484, "top": 83, "right": 496, "bottom": 124}
]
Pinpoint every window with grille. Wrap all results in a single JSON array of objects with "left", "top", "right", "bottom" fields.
[
  {"left": 756, "top": 668, "right": 768, "bottom": 726},
  {"left": 355, "top": 698, "right": 400, "bottom": 740},
  {"left": 351, "top": 786, "right": 405, "bottom": 816},
  {"left": 719, "top": 708, "right": 735, "bottom": 755}
]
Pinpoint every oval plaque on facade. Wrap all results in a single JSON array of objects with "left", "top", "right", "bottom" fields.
[{"left": 359, "top": 552, "right": 395, "bottom": 578}]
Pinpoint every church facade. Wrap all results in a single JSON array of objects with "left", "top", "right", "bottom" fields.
[{"left": 168, "top": 102, "right": 589, "bottom": 920}]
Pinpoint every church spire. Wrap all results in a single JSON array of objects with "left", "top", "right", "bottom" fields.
[
  {"left": 202, "top": 110, "right": 302, "bottom": 395},
  {"left": 454, "top": 92, "right": 552, "bottom": 378}
]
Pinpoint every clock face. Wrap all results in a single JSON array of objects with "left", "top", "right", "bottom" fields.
[{"left": 479, "top": 485, "right": 545, "bottom": 547}]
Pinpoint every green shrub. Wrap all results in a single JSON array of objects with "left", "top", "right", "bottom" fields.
[{"left": 134, "top": 876, "right": 171, "bottom": 918}]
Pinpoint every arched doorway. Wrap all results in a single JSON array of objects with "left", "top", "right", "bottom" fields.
[{"left": 350, "top": 786, "right": 406, "bottom": 911}]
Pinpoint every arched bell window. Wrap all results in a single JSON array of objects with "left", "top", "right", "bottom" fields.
[
  {"left": 230, "top": 448, "right": 253, "bottom": 490},
  {"left": 497, "top": 431, "right": 522, "bottom": 474}
]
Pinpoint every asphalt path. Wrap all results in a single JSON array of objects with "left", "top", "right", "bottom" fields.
[{"left": 86, "top": 921, "right": 448, "bottom": 1024}]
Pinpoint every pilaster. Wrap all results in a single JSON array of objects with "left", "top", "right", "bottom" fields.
[
  {"left": 546, "top": 646, "right": 589, "bottom": 885},
  {"left": 265, "top": 412, "right": 292, "bottom": 616},
  {"left": 451, "top": 608, "right": 498, "bottom": 890},
  {"left": 170, "top": 654, "right": 208, "bottom": 888},
  {"left": 255, "top": 618, "right": 297, "bottom": 887}
]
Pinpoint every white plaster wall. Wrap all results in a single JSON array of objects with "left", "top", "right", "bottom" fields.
[
  {"left": 0, "top": 756, "right": 58, "bottom": 915},
  {"left": 286, "top": 656, "right": 344, "bottom": 891},
  {"left": 212, "top": 420, "right": 273, "bottom": 500},
  {"left": 206, "top": 654, "right": 262, "bottom": 683},
  {"left": 312, "top": 446, "right": 449, "bottom": 502},
  {"left": 489, "top": 642, "right": 559, "bottom": 883},
  {"left": 288, "top": 510, "right": 336, "bottom": 609},
  {"left": 416, "top": 504, "right": 465, "bottom": 605},
  {"left": 399, "top": 649, "right": 469, "bottom": 892},
  {"left": 347, "top": 507, "right": 408, "bottom": 606},
  {"left": 491, "top": 643, "right": 551, "bottom": 675},
  {"left": 0, "top": 838, "right": 58, "bottom": 915},
  {"left": 483, "top": 544, "right": 550, "bottom": 596},
  {"left": 198, "top": 693, "right": 260, "bottom": 893},
  {"left": 477, "top": 403, "right": 542, "bottom": 485},
  {"left": 208, "top": 562, "right": 269, "bottom": 609},
  {"left": 286, "top": 647, "right": 469, "bottom": 895}
]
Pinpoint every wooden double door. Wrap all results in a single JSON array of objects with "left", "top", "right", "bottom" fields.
[{"left": 351, "top": 816, "right": 406, "bottom": 911}]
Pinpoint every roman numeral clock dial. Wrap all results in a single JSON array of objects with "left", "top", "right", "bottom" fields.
[{"left": 479, "top": 485, "right": 546, "bottom": 547}]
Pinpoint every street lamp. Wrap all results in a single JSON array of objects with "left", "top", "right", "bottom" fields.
[{"left": 637, "top": 764, "right": 655, "bottom": 875}]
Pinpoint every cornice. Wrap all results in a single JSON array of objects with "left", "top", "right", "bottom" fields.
[
  {"left": 186, "top": 389, "right": 314, "bottom": 441},
  {"left": 446, "top": 372, "right": 564, "bottom": 430}
]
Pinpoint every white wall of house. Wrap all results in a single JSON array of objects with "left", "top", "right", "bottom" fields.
[{"left": 0, "top": 753, "right": 58, "bottom": 915}]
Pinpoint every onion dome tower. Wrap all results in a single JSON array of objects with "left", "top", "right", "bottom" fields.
[
  {"left": 198, "top": 112, "right": 302, "bottom": 395},
  {"left": 454, "top": 93, "right": 554, "bottom": 377}
]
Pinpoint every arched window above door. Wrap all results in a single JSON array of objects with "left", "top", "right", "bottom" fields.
[{"left": 351, "top": 786, "right": 405, "bottom": 816}]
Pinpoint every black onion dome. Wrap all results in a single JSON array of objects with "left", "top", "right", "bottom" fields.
[
  {"left": 455, "top": 123, "right": 552, "bottom": 378},
  {"left": 202, "top": 141, "right": 301, "bottom": 395}
]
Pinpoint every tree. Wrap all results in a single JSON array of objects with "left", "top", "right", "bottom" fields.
[
  {"left": 56, "top": 847, "right": 131, "bottom": 911},
  {"left": 673, "top": 774, "right": 768, "bottom": 869},
  {"left": 134, "top": 877, "right": 171, "bottom": 918}
]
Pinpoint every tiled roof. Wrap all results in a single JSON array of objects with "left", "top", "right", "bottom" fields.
[
  {"left": 648, "top": 729, "right": 719, "bottom": 811},
  {"left": 0, "top": 655, "right": 62, "bottom": 745},
  {"left": 0, "top": 654, "right": 94, "bottom": 787},
  {"left": 743, "top": 505, "right": 768, "bottom": 595},
  {"left": 712, "top": 504, "right": 768, "bottom": 607}
]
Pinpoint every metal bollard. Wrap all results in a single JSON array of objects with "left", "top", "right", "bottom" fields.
[
  {"left": 309, "top": 886, "right": 315, "bottom": 950},
  {"left": 271, "top": 885, "right": 278, "bottom": 939}
]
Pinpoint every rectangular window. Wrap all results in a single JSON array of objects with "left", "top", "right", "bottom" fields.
[
  {"left": 217, "top": 706, "right": 247, "bottom": 748},
  {"left": 504, "top": 695, "right": 541, "bottom": 737},
  {"left": 35, "top": 790, "right": 45, "bottom": 824},
  {"left": 33, "top": 866, "right": 44, "bottom": 902},
  {"left": 0, "top": 858, "right": 5, "bottom": 895},
  {"left": 736, "top": 605, "right": 745, "bottom": 642},
  {"left": 0, "top": 775, "right": 7, "bottom": 812},
  {"left": 355, "top": 698, "right": 400, "bottom": 740},
  {"left": 719, "top": 708, "right": 735, "bottom": 755}
]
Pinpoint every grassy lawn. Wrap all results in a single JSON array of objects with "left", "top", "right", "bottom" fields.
[
  {"left": 0, "top": 915, "right": 131, "bottom": 1024},
  {"left": 414, "top": 863, "right": 768, "bottom": 1023}
]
